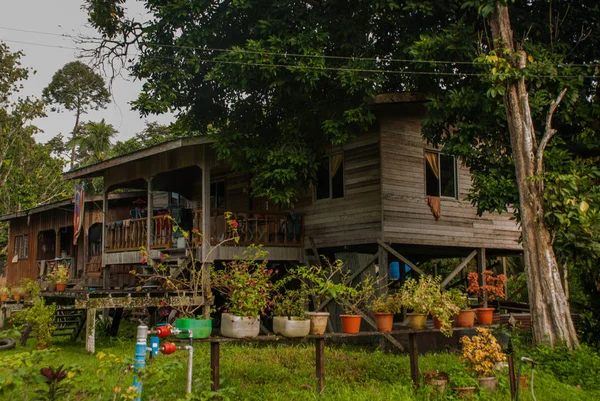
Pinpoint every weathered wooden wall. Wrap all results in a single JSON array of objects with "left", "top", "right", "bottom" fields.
[
  {"left": 5, "top": 200, "right": 134, "bottom": 285},
  {"left": 378, "top": 104, "right": 521, "bottom": 251},
  {"left": 299, "top": 130, "right": 382, "bottom": 249}
]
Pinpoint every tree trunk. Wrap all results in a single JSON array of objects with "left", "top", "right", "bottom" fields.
[
  {"left": 490, "top": 2, "right": 578, "bottom": 348},
  {"left": 70, "top": 104, "right": 81, "bottom": 169}
]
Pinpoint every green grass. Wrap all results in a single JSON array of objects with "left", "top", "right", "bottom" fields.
[{"left": 1, "top": 335, "right": 599, "bottom": 401}]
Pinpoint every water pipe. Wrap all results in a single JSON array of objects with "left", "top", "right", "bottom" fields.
[
  {"left": 515, "top": 356, "right": 536, "bottom": 401},
  {"left": 133, "top": 324, "right": 194, "bottom": 401}
]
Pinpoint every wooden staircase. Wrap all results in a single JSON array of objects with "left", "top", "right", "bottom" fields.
[{"left": 53, "top": 308, "right": 87, "bottom": 341}]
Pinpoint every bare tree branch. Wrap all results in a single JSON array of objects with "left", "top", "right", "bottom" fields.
[{"left": 535, "top": 87, "right": 568, "bottom": 175}]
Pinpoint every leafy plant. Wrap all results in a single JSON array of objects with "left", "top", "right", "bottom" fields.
[
  {"left": 48, "top": 264, "right": 69, "bottom": 284},
  {"left": 292, "top": 259, "right": 351, "bottom": 311},
  {"left": 211, "top": 247, "right": 276, "bottom": 317},
  {"left": 461, "top": 327, "right": 506, "bottom": 378},
  {"left": 447, "top": 288, "right": 469, "bottom": 310},
  {"left": 336, "top": 275, "right": 376, "bottom": 314},
  {"left": 21, "top": 278, "right": 41, "bottom": 297},
  {"left": 36, "top": 365, "right": 72, "bottom": 401},
  {"left": 0, "top": 286, "right": 9, "bottom": 296},
  {"left": 19, "top": 298, "right": 57, "bottom": 348},
  {"left": 449, "top": 370, "right": 478, "bottom": 388},
  {"left": 10, "top": 286, "right": 24, "bottom": 296},
  {"left": 369, "top": 293, "right": 402, "bottom": 314},
  {"left": 467, "top": 270, "right": 507, "bottom": 308},
  {"left": 397, "top": 275, "right": 442, "bottom": 315},
  {"left": 272, "top": 289, "right": 309, "bottom": 319},
  {"left": 431, "top": 290, "right": 461, "bottom": 337}
]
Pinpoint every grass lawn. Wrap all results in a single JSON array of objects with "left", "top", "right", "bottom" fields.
[{"left": 1, "top": 332, "right": 600, "bottom": 401}]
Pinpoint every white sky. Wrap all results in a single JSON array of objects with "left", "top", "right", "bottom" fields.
[{"left": 0, "top": 0, "right": 175, "bottom": 143}]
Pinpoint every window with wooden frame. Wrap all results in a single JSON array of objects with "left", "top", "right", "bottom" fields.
[
  {"left": 315, "top": 153, "right": 344, "bottom": 201},
  {"left": 425, "top": 151, "right": 457, "bottom": 198},
  {"left": 14, "top": 234, "right": 29, "bottom": 259}
]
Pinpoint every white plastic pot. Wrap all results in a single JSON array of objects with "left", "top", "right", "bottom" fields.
[
  {"left": 220, "top": 313, "right": 260, "bottom": 338},
  {"left": 273, "top": 316, "right": 311, "bottom": 338}
]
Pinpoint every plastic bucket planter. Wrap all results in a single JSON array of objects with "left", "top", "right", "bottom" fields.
[
  {"left": 174, "top": 318, "right": 212, "bottom": 339},
  {"left": 273, "top": 316, "right": 310, "bottom": 338},
  {"left": 221, "top": 313, "right": 260, "bottom": 338}
]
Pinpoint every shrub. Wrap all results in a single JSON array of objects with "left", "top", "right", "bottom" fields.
[{"left": 461, "top": 327, "right": 506, "bottom": 377}]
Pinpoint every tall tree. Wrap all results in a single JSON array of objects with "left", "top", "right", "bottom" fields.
[
  {"left": 71, "top": 119, "right": 117, "bottom": 166},
  {"left": 112, "top": 122, "right": 177, "bottom": 156},
  {"left": 0, "top": 42, "right": 70, "bottom": 259},
  {"left": 42, "top": 61, "right": 110, "bottom": 169},
  {"left": 84, "top": 0, "right": 600, "bottom": 347}
]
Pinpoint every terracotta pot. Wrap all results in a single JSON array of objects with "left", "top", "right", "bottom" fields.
[
  {"left": 340, "top": 314, "right": 362, "bottom": 334},
  {"left": 477, "top": 376, "right": 498, "bottom": 391},
  {"left": 433, "top": 317, "right": 442, "bottom": 329},
  {"left": 305, "top": 312, "right": 330, "bottom": 335},
  {"left": 476, "top": 308, "right": 495, "bottom": 325},
  {"left": 406, "top": 313, "right": 427, "bottom": 330},
  {"left": 454, "top": 310, "right": 476, "bottom": 327},
  {"left": 37, "top": 344, "right": 49, "bottom": 350},
  {"left": 12, "top": 294, "right": 21, "bottom": 301},
  {"left": 374, "top": 312, "right": 394, "bottom": 332},
  {"left": 56, "top": 283, "right": 67, "bottom": 292},
  {"left": 453, "top": 387, "right": 476, "bottom": 399},
  {"left": 0, "top": 294, "right": 8, "bottom": 302},
  {"left": 424, "top": 371, "right": 449, "bottom": 392}
]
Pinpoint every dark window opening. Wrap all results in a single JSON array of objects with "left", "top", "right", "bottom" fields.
[
  {"left": 425, "top": 151, "right": 457, "bottom": 198},
  {"left": 210, "top": 181, "right": 226, "bottom": 209},
  {"left": 88, "top": 223, "right": 102, "bottom": 257},
  {"left": 315, "top": 153, "right": 344, "bottom": 200}
]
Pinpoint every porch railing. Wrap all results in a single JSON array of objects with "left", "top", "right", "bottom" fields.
[
  {"left": 106, "top": 209, "right": 303, "bottom": 253},
  {"left": 106, "top": 215, "right": 173, "bottom": 252},
  {"left": 194, "top": 209, "right": 304, "bottom": 247}
]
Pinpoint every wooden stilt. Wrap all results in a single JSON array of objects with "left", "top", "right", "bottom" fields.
[
  {"left": 408, "top": 332, "right": 419, "bottom": 387},
  {"left": 316, "top": 337, "right": 325, "bottom": 395}
]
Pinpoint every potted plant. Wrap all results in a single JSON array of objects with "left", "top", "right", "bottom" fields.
[
  {"left": 449, "top": 370, "right": 478, "bottom": 399},
  {"left": 424, "top": 370, "right": 449, "bottom": 393},
  {"left": 0, "top": 286, "right": 9, "bottom": 302},
  {"left": 461, "top": 327, "right": 506, "bottom": 391},
  {"left": 449, "top": 288, "right": 475, "bottom": 328},
  {"left": 293, "top": 260, "right": 349, "bottom": 335},
  {"left": 336, "top": 276, "right": 376, "bottom": 334},
  {"left": 11, "top": 286, "right": 24, "bottom": 301},
  {"left": 21, "top": 278, "right": 41, "bottom": 298},
  {"left": 467, "top": 270, "right": 507, "bottom": 325},
  {"left": 398, "top": 275, "right": 440, "bottom": 330},
  {"left": 272, "top": 289, "right": 311, "bottom": 338},
  {"left": 211, "top": 247, "right": 275, "bottom": 338},
  {"left": 431, "top": 289, "right": 461, "bottom": 336},
  {"left": 53, "top": 264, "right": 70, "bottom": 292},
  {"left": 369, "top": 293, "right": 401, "bottom": 332}
]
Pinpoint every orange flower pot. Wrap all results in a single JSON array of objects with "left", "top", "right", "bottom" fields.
[
  {"left": 56, "top": 283, "right": 67, "bottom": 292},
  {"left": 433, "top": 317, "right": 442, "bottom": 329},
  {"left": 340, "top": 314, "right": 362, "bottom": 334},
  {"left": 476, "top": 308, "right": 495, "bottom": 325},
  {"left": 12, "top": 294, "right": 21, "bottom": 301},
  {"left": 374, "top": 312, "right": 394, "bottom": 332},
  {"left": 0, "top": 294, "right": 8, "bottom": 302},
  {"left": 454, "top": 310, "right": 475, "bottom": 327}
]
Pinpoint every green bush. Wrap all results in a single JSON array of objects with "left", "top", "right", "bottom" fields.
[{"left": 531, "top": 343, "right": 600, "bottom": 390}]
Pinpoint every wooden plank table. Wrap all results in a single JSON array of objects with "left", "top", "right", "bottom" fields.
[{"left": 189, "top": 326, "right": 481, "bottom": 395}]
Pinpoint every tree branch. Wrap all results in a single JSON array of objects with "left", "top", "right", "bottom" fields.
[{"left": 535, "top": 88, "right": 568, "bottom": 175}]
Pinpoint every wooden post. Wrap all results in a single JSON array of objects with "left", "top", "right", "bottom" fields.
[
  {"left": 201, "top": 149, "right": 211, "bottom": 319},
  {"left": 110, "top": 308, "right": 123, "bottom": 337},
  {"left": 85, "top": 308, "right": 96, "bottom": 354},
  {"left": 146, "top": 176, "right": 154, "bottom": 253},
  {"left": 315, "top": 337, "right": 325, "bottom": 395},
  {"left": 378, "top": 244, "right": 389, "bottom": 295},
  {"left": 101, "top": 190, "right": 110, "bottom": 321},
  {"left": 408, "top": 332, "right": 419, "bottom": 387},
  {"left": 210, "top": 342, "right": 220, "bottom": 391},
  {"left": 477, "top": 248, "right": 487, "bottom": 308},
  {"left": 502, "top": 257, "right": 508, "bottom": 300},
  {"left": 441, "top": 250, "right": 477, "bottom": 289}
]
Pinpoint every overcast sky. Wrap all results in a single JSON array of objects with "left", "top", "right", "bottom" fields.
[{"left": 0, "top": 0, "right": 174, "bottom": 143}]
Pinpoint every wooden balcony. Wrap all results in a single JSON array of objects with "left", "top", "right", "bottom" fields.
[
  {"left": 106, "top": 215, "right": 173, "bottom": 252},
  {"left": 105, "top": 209, "right": 303, "bottom": 253}
]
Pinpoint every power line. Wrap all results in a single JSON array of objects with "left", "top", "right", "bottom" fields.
[
  {"left": 2, "top": 24, "right": 600, "bottom": 70},
  {"left": 1, "top": 36, "right": 598, "bottom": 80}
]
